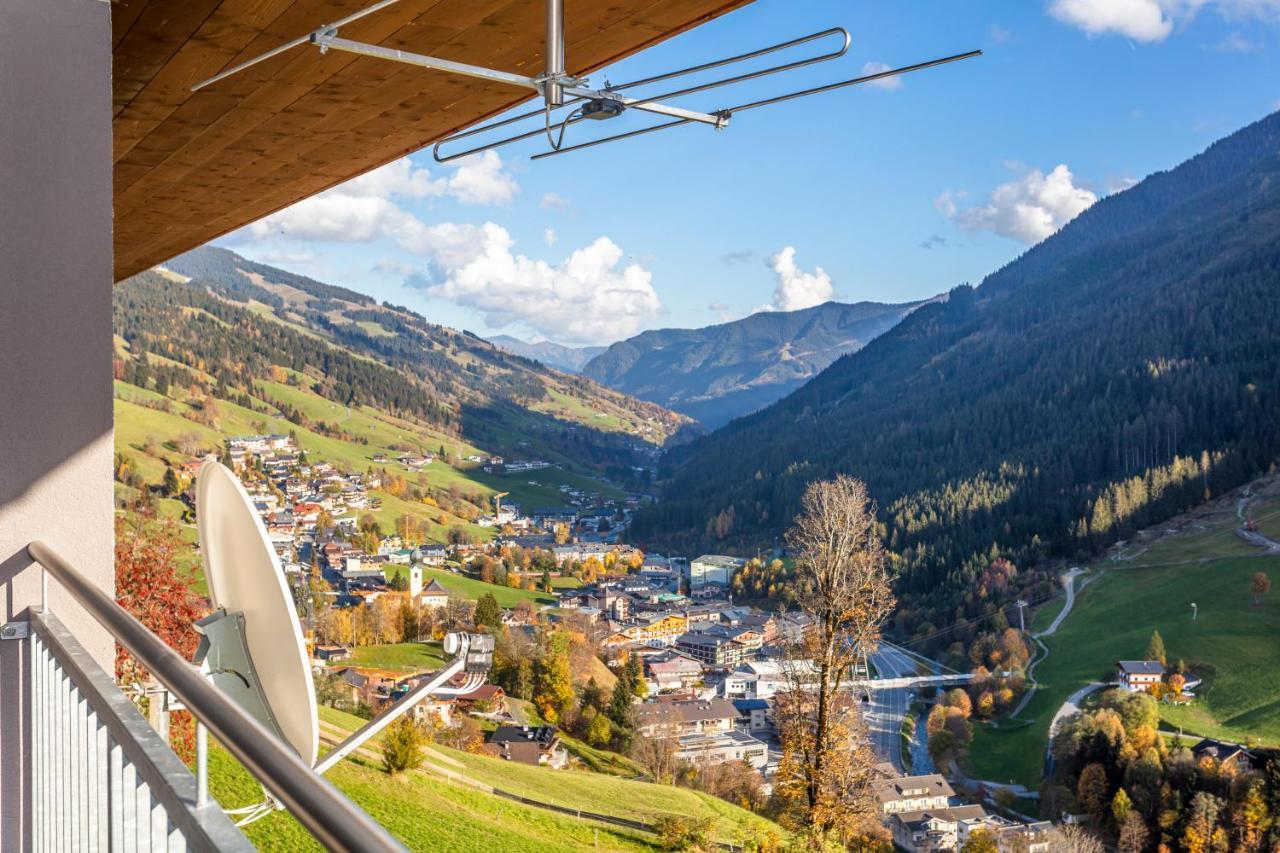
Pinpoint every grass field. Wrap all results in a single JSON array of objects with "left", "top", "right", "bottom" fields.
[
  {"left": 327, "top": 642, "right": 447, "bottom": 673},
  {"left": 969, "top": 553, "right": 1280, "bottom": 787},
  {"left": 214, "top": 705, "right": 782, "bottom": 851},
  {"left": 421, "top": 568, "right": 557, "bottom": 608}
]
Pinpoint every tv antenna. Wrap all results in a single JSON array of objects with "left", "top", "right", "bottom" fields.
[
  {"left": 191, "top": 0, "right": 980, "bottom": 161},
  {"left": 193, "top": 462, "right": 495, "bottom": 826}
]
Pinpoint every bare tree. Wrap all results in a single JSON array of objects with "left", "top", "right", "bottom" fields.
[
  {"left": 1044, "top": 825, "right": 1105, "bottom": 853},
  {"left": 772, "top": 475, "right": 896, "bottom": 846}
]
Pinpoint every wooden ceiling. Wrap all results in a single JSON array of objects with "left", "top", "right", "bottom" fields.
[{"left": 111, "top": 0, "right": 755, "bottom": 280}]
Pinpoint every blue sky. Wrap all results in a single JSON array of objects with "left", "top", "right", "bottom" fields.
[{"left": 220, "top": 0, "right": 1280, "bottom": 345}]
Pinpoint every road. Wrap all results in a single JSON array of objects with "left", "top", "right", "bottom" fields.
[
  {"left": 865, "top": 643, "right": 924, "bottom": 773},
  {"left": 1006, "top": 567, "right": 1083, "bottom": 720},
  {"left": 1044, "top": 682, "right": 1106, "bottom": 773}
]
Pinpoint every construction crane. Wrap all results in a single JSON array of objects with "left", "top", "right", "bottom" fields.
[{"left": 493, "top": 491, "right": 510, "bottom": 516}]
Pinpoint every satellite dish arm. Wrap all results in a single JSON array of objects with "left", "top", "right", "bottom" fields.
[{"left": 314, "top": 635, "right": 474, "bottom": 774}]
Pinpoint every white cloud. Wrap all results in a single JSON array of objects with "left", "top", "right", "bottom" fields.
[
  {"left": 416, "top": 226, "right": 662, "bottom": 344},
  {"left": 861, "top": 61, "right": 903, "bottom": 90},
  {"left": 246, "top": 154, "right": 517, "bottom": 243},
  {"left": 540, "top": 192, "right": 571, "bottom": 210},
  {"left": 937, "top": 163, "right": 1098, "bottom": 244},
  {"left": 989, "top": 24, "right": 1014, "bottom": 43},
  {"left": 765, "top": 247, "right": 834, "bottom": 312},
  {"left": 1048, "top": 0, "right": 1280, "bottom": 42},
  {"left": 446, "top": 151, "right": 518, "bottom": 205},
  {"left": 544, "top": 227, "right": 557, "bottom": 247},
  {"left": 1048, "top": 0, "right": 1173, "bottom": 41}
]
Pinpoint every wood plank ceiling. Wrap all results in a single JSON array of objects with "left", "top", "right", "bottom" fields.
[{"left": 111, "top": 0, "right": 755, "bottom": 280}]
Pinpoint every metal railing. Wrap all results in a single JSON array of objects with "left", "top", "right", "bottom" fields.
[
  {"left": 25, "top": 541, "right": 405, "bottom": 852},
  {"left": 28, "top": 609, "right": 251, "bottom": 852}
]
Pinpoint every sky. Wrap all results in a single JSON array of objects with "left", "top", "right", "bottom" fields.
[{"left": 218, "top": 0, "right": 1280, "bottom": 346}]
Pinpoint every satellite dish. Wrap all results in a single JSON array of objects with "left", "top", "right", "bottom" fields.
[{"left": 196, "top": 461, "right": 318, "bottom": 766}]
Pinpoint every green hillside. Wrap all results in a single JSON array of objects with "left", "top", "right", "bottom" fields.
[
  {"left": 968, "top": 480, "right": 1280, "bottom": 787},
  {"left": 213, "top": 706, "right": 783, "bottom": 852}
]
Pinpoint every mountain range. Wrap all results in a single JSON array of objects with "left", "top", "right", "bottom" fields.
[
  {"left": 633, "top": 110, "right": 1280, "bottom": 638},
  {"left": 581, "top": 300, "right": 926, "bottom": 428},
  {"left": 486, "top": 335, "right": 606, "bottom": 374}
]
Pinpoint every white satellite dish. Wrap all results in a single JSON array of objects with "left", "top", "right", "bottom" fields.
[
  {"left": 196, "top": 461, "right": 319, "bottom": 766},
  {"left": 192, "top": 460, "right": 495, "bottom": 823}
]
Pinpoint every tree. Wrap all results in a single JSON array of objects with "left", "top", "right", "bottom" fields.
[
  {"left": 772, "top": 476, "right": 896, "bottom": 847},
  {"left": 1111, "top": 787, "right": 1133, "bottom": 827},
  {"left": 532, "top": 631, "right": 575, "bottom": 724},
  {"left": 1168, "top": 672, "right": 1186, "bottom": 695},
  {"left": 115, "top": 515, "right": 207, "bottom": 761},
  {"left": 1117, "top": 811, "right": 1149, "bottom": 853},
  {"left": 1146, "top": 630, "right": 1166, "bottom": 666},
  {"left": 960, "top": 828, "right": 999, "bottom": 853},
  {"left": 381, "top": 717, "right": 427, "bottom": 776},
  {"left": 1251, "top": 570, "right": 1271, "bottom": 605},
  {"left": 474, "top": 593, "right": 502, "bottom": 630},
  {"left": 608, "top": 677, "right": 634, "bottom": 728},
  {"left": 1076, "top": 762, "right": 1110, "bottom": 824},
  {"left": 586, "top": 712, "right": 612, "bottom": 747},
  {"left": 1044, "top": 825, "right": 1105, "bottom": 853}
]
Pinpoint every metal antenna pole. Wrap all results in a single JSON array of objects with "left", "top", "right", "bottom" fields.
[{"left": 545, "top": 0, "right": 565, "bottom": 107}]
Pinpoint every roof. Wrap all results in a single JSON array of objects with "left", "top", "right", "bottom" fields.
[
  {"left": 893, "top": 804, "right": 988, "bottom": 831},
  {"left": 1191, "top": 738, "right": 1252, "bottom": 762},
  {"left": 420, "top": 579, "right": 450, "bottom": 595},
  {"left": 692, "top": 555, "right": 747, "bottom": 568},
  {"left": 1118, "top": 660, "right": 1165, "bottom": 675},
  {"left": 873, "top": 774, "right": 955, "bottom": 805},
  {"left": 634, "top": 698, "right": 736, "bottom": 727},
  {"left": 111, "top": 0, "right": 756, "bottom": 279},
  {"left": 489, "top": 725, "right": 559, "bottom": 747}
]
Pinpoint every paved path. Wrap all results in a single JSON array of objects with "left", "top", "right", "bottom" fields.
[
  {"left": 1043, "top": 682, "right": 1106, "bottom": 771},
  {"left": 1005, "top": 568, "right": 1083, "bottom": 720}
]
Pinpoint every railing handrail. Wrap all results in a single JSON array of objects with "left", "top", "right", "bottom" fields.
[{"left": 26, "top": 541, "right": 405, "bottom": 853}]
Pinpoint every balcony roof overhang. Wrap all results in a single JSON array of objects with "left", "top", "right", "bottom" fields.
[{"left": 112, "top": 0, "right": 755, "bottom": 281}]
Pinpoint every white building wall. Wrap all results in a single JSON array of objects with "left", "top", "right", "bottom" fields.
[{"left": 0, "top": 0, "right": 114, "bottom": 847}]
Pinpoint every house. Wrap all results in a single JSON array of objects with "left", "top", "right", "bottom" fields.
[
  {"left": 409, "top": 696, "right": 455, "bottom": 728},
  {"left": 454, "top": 684, "right": 507, "bottom": 716},
  {"left": 873, "top": 773, "right": 955, "bottom": 815},
  {"left": 890, "top": 805, "right": 988, "bottom": 853},
  {"left": 313, "top": 644, "right": 352, "bottom": 663},
  {"left": 687, "top": 555, "right": 745, "bottom": 590},
  {"left": 646, "top": 652, "right": 704, "bottom": 692},
  {"left": 957, "top": 815, "right": 1053, "bottom": 852},
  {"left": 731, "top": 698, "right": 771, "bottom": 734},
  {"left": 1191, "top": 738, "right": 1258, "bottom": 773},
  {"left": 675, "top": 729, "right": 769, "bottom": 770},
  {"left": 633, "top": 698, "right": 736, "bottom": 738},
  {"left": 413, "top": 578, "right": 451, "bottom": 611},
  {"left": 1117, "top": 660, "right": 1164, "bottom": 691},
  {"left": 676, "top": 631, "right": 747, "bottom": 667},
  {"left": 486, "top": 726, "right": 568, "bottom": 769}
]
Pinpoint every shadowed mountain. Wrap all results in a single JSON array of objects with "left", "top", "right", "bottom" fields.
[{"left": 634, "top": 111, "right": 1280, "bottom": 639}]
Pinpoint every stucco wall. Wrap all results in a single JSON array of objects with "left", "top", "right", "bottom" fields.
[{"left": 0, "top": 0, "right": 114, "bottom": 846}]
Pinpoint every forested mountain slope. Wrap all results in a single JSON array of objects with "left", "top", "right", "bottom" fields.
[
  {"left": 634, "top": 111, "right": 1280, "bottom": 638},
  {"left": 582, "top": 300, "right": 923, "bottom": 428}
]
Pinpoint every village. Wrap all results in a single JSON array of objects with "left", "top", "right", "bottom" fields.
[{"left": 199, "top": 433, "right": 1076, "bottom": 851}]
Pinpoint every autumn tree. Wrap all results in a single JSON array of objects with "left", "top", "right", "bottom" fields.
[
  {"left": 960, "top": 828, "right": 998, "bottom": 853},
  {"left": 532, "top": 630, "right": 575, "bottom": 724},
  {"left": 1117, "top": 811, "right": 1149, "bottom": 853},
  {"left": 115, "top": 515, "right": 208, "bottom": 761},
  {"left": 1076, "top": 762, "right": 1111, "bottom": 824},
  {"left": 1145, "top": 630, "right": 1166, "bottom": 666},
  {"left": 1044, "top": 825, "right": 1105, "bottom": 853},
  {"left": 381, "top": 717, "right": 427, "bottom": 776},
  {"left": 1251, "top": 570, "right": 1271, "bottom": 605},
  {"left": 772, "top": 476, "right": 896, "bottom": 847}
]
